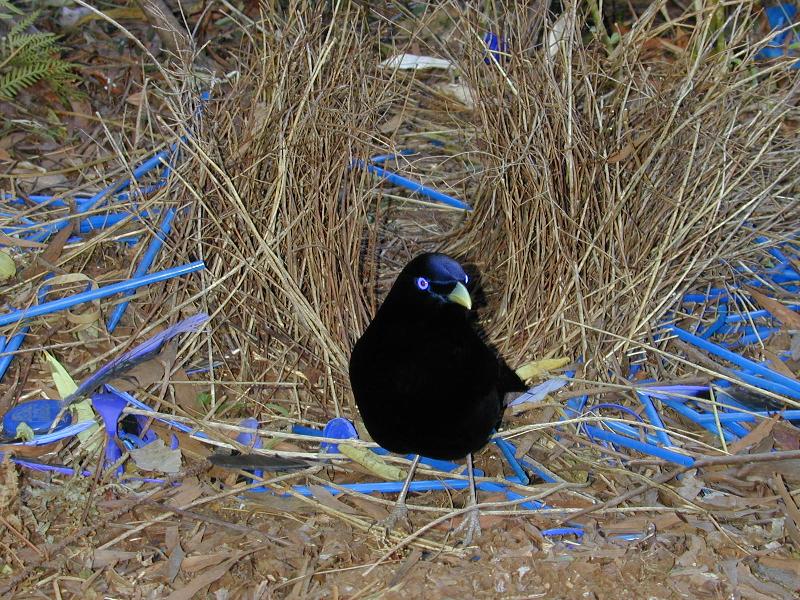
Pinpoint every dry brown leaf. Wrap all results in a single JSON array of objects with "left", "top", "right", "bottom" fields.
[
  {"left": 308, "top": 484, "right": 360, "bottom": 516},
  {"left": 20, "top": 221, "right": 74, "bottom": 280},
  {"left": 171, "top": 367, "right": 198, "bottom": 414},
  {"left": 748, "top": 287, "right": 800, "bottom": 331},
  {"left": 163, "top": 543, "right": 184, "bottom": 584},
  {"left": 346, "top": 495, "right": 390, "bottom": 521},
  {"left": 0, "top": 233, "right": 47, "bottom": 249},
  {"left": 601, "top": 512, "right": 682, "bottom": 533},
  {"left": 167, "top": 559, "right": 231, "bottom": 600},
  {"left": 764, "top": 350, "right": 799, "bottom": 380},
  {"left": 129, "top": 439, "right": 182, "bottom": 473},
  {"left": 93, "top": 548, "right": 139, "bottom": 568},
  {"left": 774, "top": 474, "right": 800, "bottom": 544},
  {"left": 758, "top": 557, "right": 800, "bottom": 578},
  {"left": 166, "top": 479, "right": 204, "bottom": 507},
  {"left": 606, "top": 132, "right": 654, "bottom": 163},
  {"left": 728, "top": 415, "right": 778, "bottom": 454},
  {"left": 180, "top": 552, "right": 231, "bottom": 573}
]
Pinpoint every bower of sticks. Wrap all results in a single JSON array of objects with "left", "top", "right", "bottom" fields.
[{"left": 2, "top": 1, "right": 800, "bottom": 597}]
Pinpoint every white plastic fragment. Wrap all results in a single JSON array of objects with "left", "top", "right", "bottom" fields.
[
  {"left": 379, "top": 53, "right": 454, "bottom": 70},
  {"left": 508, "top": 377, "right": 570, "bottom": 407}
]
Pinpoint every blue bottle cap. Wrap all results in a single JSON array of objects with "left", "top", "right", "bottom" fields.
[
  {"left": 320, "top": 417, "right": 358, "bottom": 454},
  {"left": 3, "top": 399, "right": 72, "bottom": 437}
]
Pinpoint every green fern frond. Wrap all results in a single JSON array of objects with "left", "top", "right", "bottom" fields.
[
  {"left": 9, "top": 33, "right": 61, "bottom": 62},
  {"left": 8, "top": 11, "right": 41, "bottom": 38},
  {"left": 0, "top": 10, "right": 76, "bottom": 100},
  {"left": 0, "top": 0, "right": 22, "bottom": 19},
  {"left": 0, "top": 62, "right": 52, "bottom": 99}
]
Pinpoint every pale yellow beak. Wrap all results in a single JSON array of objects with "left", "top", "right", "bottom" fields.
[{"left": 447, "top": 282, "right": 472, "bottom": 310}]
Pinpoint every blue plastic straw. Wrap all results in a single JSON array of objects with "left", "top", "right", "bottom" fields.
[
  {"left": 725, "top": 305, "right": 800, "bottom": 323},
  {"left": 693, "top": 409, "right": 800, "bottom": 423},
  {"left": 699, "top": 302, "right": 727, "bottom": 339},
  {"left": 655, "top": 396, "right": 738, "bottom": 441},
  {"left": 729, "top": 369, "right": 800, "bottom": 401},
  {"left": 0, "top": 261, "right": 204, "bottom": 327},
  {"left": 289, "top": 479, "right": 544, "bottom": 510},
  {"left": 289, "top": 424, "right": 544, "bottom": 508},
  {"left": 353, "top": 159, "right": 472, "bottom": 210},
  {"left": 636, "top": 392, "right": 672, "bottom": 446},
  {"left": 493, "top": 435, "right": 529, "bottom": 485},
  {"left": 602, "top": 419, "right": 661, "bottom": 446},
  {"left": 733, "top": 328, "right": 778, "bottom": 347},
  {"left": 0, "top": 326, "right": 29, "bottom": 381},
  {"left": 584, "top": 425, "right": 695, "bottom": 466},
  {"left": 27, "top": 145, "right": 176, "bottom": 243},
  {"left": 107, "top": 208, "right": 177, "bottom": 332},
  {"left": 666, "top": 325, "right": 800, "bottom": 398}
]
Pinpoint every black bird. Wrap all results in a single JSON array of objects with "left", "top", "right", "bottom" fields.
[{"left": 349, "top": 252, "right": 526, "bottom": 543}]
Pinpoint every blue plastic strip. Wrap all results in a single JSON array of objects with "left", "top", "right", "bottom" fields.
[
  {"left": 107, "top": 207, "right": 177, "bottom": 332},
  {"left": 583, "top": 425, "right": 695, "bottom": 466},
  {"left": 0, "top": 261, "right": 205, "bottom": 328},
  {"left": 655, "top": 396, "right": 738, "bottom": 442},
  {"left": 665, "top": 325, "right": 800, "bottom": 398},
  {"left": 352, "top": 159, "right": 472, "bottom": 210},
  {"left": 636, "top": 392, "right": 672, "bottom": 446},
  {"left": 0, "top": 326, "right": 28, "bottom": 381},
  {"left": 493, "top": 435, "right": 530, "bottom": 485},
  {"left": 693, "top": 409, "right": 800, "bottom": 423}
]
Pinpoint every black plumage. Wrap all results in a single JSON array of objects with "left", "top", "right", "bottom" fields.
[{"left": 349, "top": 252, "right": 526, "bottom": 541}]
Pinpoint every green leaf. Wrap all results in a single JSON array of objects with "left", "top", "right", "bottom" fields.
[{"left": 42, "top": 351, "right": 77, "bottom": 399}]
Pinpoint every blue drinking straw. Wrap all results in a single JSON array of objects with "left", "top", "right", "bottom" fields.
[
  {"left": 665, "top": 325, "right": 800, "bottom": 398},
  {"left": 583, "top": 425, "right": 695, "bottom": 466},
  {"left": 106, "top": 207, "right": 177, "bottom": 332},
  {"left": 0, "top": 261, "right": 204, "bottom": 328},
  {"left": 352, "top": 159, "right": 472, "bottom": 210}
]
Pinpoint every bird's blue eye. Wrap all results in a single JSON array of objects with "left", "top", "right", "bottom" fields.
[
  {"left": 464, "top": 274, "right": 469, "bottom": 284},
  {"left": 416, "top": 277, "right": 429, "bottom": 290}
]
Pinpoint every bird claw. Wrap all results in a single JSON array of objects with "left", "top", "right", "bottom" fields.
[
  {"left": 376, "top": 503, "right": 411, "bottom": 535},
  {"left": 454, "top": 507, "right": 481, "bottom": 547}
]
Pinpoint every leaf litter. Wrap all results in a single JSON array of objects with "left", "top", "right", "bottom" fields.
[{"left": 0, "top": 1, "right": 799, "bottom": 598}]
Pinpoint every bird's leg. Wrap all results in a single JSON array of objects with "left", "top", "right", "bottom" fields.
[
  {"left": 454, "top": 453, "right": 481, "bottom": 546},
  {"left": 378, "top": 454, "right": 420, "bottom": 532}
]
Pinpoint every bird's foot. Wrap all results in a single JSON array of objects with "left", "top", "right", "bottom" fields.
[
  {"left": 454, "top": 506, "right": 481, "bottom": 547},
  {"left": 376, "top": 503, "right": 411, "bottom": 535}
]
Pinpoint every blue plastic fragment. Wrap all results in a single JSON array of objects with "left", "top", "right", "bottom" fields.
[
  {"left": 352, "top": 159, "right": 472, "bottom": 210},
  {"left": 92, "top": 392, "right": 129, "bottom": 472},
  {"left": 756, "top": 4, "right": 800, "bottom": 66},
  {"left": 2, "top": 399, "right": 72, "bottom": 437},
  {"left": 0, "top": 262, "right": 205, "bottom": 330},
  {"left": 483, "top": 32, "right": 508, "bottom": 64},
  {"left": 493, "top": 435, "right": 529, "bottom": 485},
  {"left": 236, "top": 417, "right": 265, "bottom": 488},
  {"left": 320, "top": 417, "right": 358, "bottom": 454}
]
